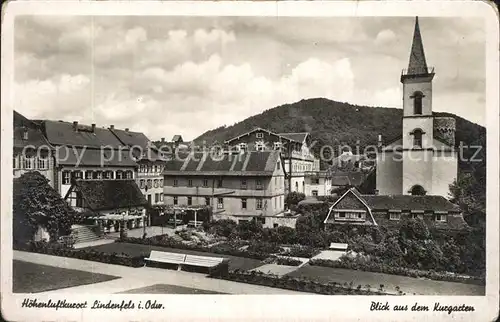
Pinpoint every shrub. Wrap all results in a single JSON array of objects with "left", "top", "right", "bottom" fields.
[
  {"left": 282, "top": 245, "right": 320, "bottom": 258},
  {"left": 275, "top": 257, "right": 302, "bottom": 266},
  {"left": 20, "top": 241, "right": 145, "bottom": 267},
  {"left": 208, "top": 219, "right": 237, "bottom": 238},
  {"left": 309, "top": 257, "right": 485, "bottom": 285},
  {"left": 246, "top": 241, "right": 282, "bottom": 254},
  {"left": 210, "top": 270, "right": 388, "bottom": 295},
  {"left": 285, "top": 192, "right": 306, "bottom": 208}
]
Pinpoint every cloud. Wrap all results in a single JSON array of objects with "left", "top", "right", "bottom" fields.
[
  {"left": 13, "top": 16, "right": 486, "bottom": 142},
  {"left": 375, "top": 29, "right": 396, "bottom": 45}
]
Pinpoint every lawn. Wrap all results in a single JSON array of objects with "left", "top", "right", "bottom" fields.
[
  {"left": 13, "top": 260, "right": 120, "bottom": 293},
  {"left": 86, "top": 242, "right": 264, "bottom": 271},
  {"left": 119, "top": 284, "right": 226, "bottom": 294},
  {"left": 286, "top": 264, "right": 485, "bottom": 296}
]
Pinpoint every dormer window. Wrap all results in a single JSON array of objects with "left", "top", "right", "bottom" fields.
[{"left": 411, "top": 91, "right": 424, "bottom": 115}]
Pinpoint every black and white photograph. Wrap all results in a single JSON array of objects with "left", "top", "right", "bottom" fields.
[{"left": 1, "top": 1, "right": 499, "bottom": 321}]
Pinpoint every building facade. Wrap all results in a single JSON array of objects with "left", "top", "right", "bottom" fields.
[
  {"left": 13, "top": 111, "right": 55, "bottom": 187},
  {"left": 323, "top": 188, "right": 468, "bottom": 230},
  {"left": 41, "top": 120, "right": 138, "bottom": 197},
  {"left": 303, "top": 171, "right": 332, "bottom": 196},
  {"left": 110, "top": 127, "right": 166, "bottom": 206},
  {"left": 376, "top": 17, "right": 458, "bottom": 198},
  {"left": 64, "top": 180, "right": 148, "bottom": 233},
  {"left": 224, "top": 127, "right": 320, "bottom": 196},
  {"left": 163, "top": 150, "right": 286, "bottom": 227}
]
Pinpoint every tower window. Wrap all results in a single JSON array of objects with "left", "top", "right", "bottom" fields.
[
  {"left": 410, "top": 185, "right": 426, "bottom": 196},
  {"left": 412, "top": 129, "right": 423, "bottom": 148},
  {"left": 411, "top": 91, "right": 424, "bottom": 115}
]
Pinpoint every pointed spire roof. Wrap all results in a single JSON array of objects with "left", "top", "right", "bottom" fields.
[{"left": 407, "top": 17, "right": 429, "bottom": 75}]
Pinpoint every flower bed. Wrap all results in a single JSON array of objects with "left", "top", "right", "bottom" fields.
[
  {"left": 119, "top": 236, "right": 270, "bottom": 260},
  {"left": 275, "top": 257, "right": 302, "bottom": 266},
  {"left": 309, "top": 258, "right": 486, "bottom": 285},
  {"left": 281, "top": 245, "right": 320, "bottom": 258},
  {"left": 18, "top": 241, "right": 145, "bottom": 267},
  {"left": 210, "top": 270, "right": 390, "bottom": 295}
]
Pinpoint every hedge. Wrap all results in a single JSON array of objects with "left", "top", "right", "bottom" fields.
[
  {"left": 18, "top": 241, "right": 145, "bottom": 267},
  {"left": 210, "top": 270, "right": 392, "bottom": 295},
  {"left": 119, "top": 236, "right": 271, "bottom": 260},
  {"left": 275, "top": 257, "right": 302, "bottom": 266},
  {"left": 281, "top": 245, "right": 321, "bottom": 258},
  {"left": 309, "top": 258, "right": 486, "bottom": 285}
]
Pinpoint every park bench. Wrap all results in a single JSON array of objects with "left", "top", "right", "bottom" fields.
[
  {"left": 187, "top": 220, "right": 203, "bottom": 227},
  {"left": 144, "top": 251, "right": 227, "bottom": 275},
  {"left": 167, "top": 218, "right": 184, "bottom": 226},
  {"left": 329, "top": 243, "right": 348, "bottom": 251},
  {"left": 184, "top": 254, "right": 224, "bottom": 268},
  {"left": 144, "top": 251, "right": 187, "bottom": 268}
]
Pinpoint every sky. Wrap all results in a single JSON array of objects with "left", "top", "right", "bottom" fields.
[{"left": 14, "top": 16, "right": 485, "bottom": 141}]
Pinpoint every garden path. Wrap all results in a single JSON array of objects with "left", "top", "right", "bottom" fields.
[{"left": 13, "top": 251, "right": 307, "bottom": 295}]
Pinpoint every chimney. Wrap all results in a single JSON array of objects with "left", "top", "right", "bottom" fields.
[
  {"left": 73, "top": 121, "right": 78, "bottom": 131},
  {"left": 110, "top": 125, "right": 114, "bottom": 130},
  {"left": 161, "top": 137, "right": 165, "bottom": 142},
  {"left": 91, "top": 123, "right": 96, "bottom": 132},
  {"left": 125, "top": 128, "right": 129, "bottom": 132},
  {"left": 377, "top": 134, "right": 383, "bottom": 148},
  {"left": 22, "top": 129, "right": 28, "bottom": 140}
]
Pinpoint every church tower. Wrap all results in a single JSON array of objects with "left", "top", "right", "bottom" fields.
[
  {"left": 400, "top": 17, "right": 436, "bottom": 196},
  {"left": 376, "top": 17, "right": 457, "bottom": 198}
]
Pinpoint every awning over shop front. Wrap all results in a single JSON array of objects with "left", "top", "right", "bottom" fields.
[{"left": 88, "top": 214, "right": 146, "bottom": 221}]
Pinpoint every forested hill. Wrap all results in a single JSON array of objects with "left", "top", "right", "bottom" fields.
[{"left": 194, "top": 98, "right": 486, "bottom": 158}]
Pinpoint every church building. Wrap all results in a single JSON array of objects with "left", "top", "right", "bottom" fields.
[{"left": 376, "top": 17, "right": 458, "bottom": 198}]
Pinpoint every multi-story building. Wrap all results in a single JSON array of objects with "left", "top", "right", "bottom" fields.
[
  {"left": 40, "top": 120, "right": 137, "bottom": 197},
  {"left": 303, "top": 171, "right": 332, "bottom": 196},
  {"left": 110, "top": 126, "right": 165, "bottom": 206},
  {"left": 162, "top": 150, "right": 286, "bottom": 226},
  {"left": 224, "top": 127, "right": 319, "bottom": 196},
  {"left": 323, "top": 187, "right": 467, "bottom": 230},
  {"left": 13, "top": 111, "right": 55, "bottom": 187}
]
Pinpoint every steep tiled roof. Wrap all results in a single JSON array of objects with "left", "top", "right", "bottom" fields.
[
  {"left": 13, "top": 111, "right": 53, "bottom": 150},
  {"left": 110, "top": 128, "right": 161, "bottom": 161},
  {"left": 74, "top": 180, "right": 147, "bottom": 211},
  {"left": 163, "top": 151, "right": 281, "bottom": 176},
  {"left": 277, "top": 132, "right": 309, "bottom": 143},
  {"left": 111, "top": 128, "right": 150, "bottom": 148},
  {"left": 361, "top": 194, "right": 460, "bottom": 212},
  {"left": 56, "top": 148, "right": 137, "bottom": 167},
  {"left": 43, "top": 120, "right": 125, "bottom": 148}
]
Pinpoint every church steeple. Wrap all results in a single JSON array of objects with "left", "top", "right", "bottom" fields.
[
  {"left": 401, "top": 17, "right": 434, "bottom": 82},
  {"left": 408, "top": 17, "right": 428, "bottom": 74}
]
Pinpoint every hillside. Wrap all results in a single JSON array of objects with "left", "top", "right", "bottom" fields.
[{"left": 194, "top": 98, "right": 486, "bottom": 164}]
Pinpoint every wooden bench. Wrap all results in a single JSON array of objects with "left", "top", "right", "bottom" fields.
[
  {"left": 144, "top": 251, "right": 187, "bottom": 267},
  {"left": 329, "top": 243, "right": 348, "bottom": 251},
  {"left": 184, "top": 254, "right": 224, "bottom": 268},
  {"left": 187, "top": 220, "right": 203, "bottom": 227},
  {"left": 167, "top": 219, "right": 184, "bottom": 225}
]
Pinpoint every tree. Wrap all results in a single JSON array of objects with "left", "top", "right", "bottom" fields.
[
  {"left": 449, "top": 172, "right": 486, "bottom": 226},
  {"left": 13, "top": 171, "right": 78, "bottom": 245},
  {"left": 285, "top": 192, "right": 306, "bottom": 209}
]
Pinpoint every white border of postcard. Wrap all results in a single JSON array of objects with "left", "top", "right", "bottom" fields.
[{"left": 1, "top": 1, "right": 499, "bottom": 321}]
